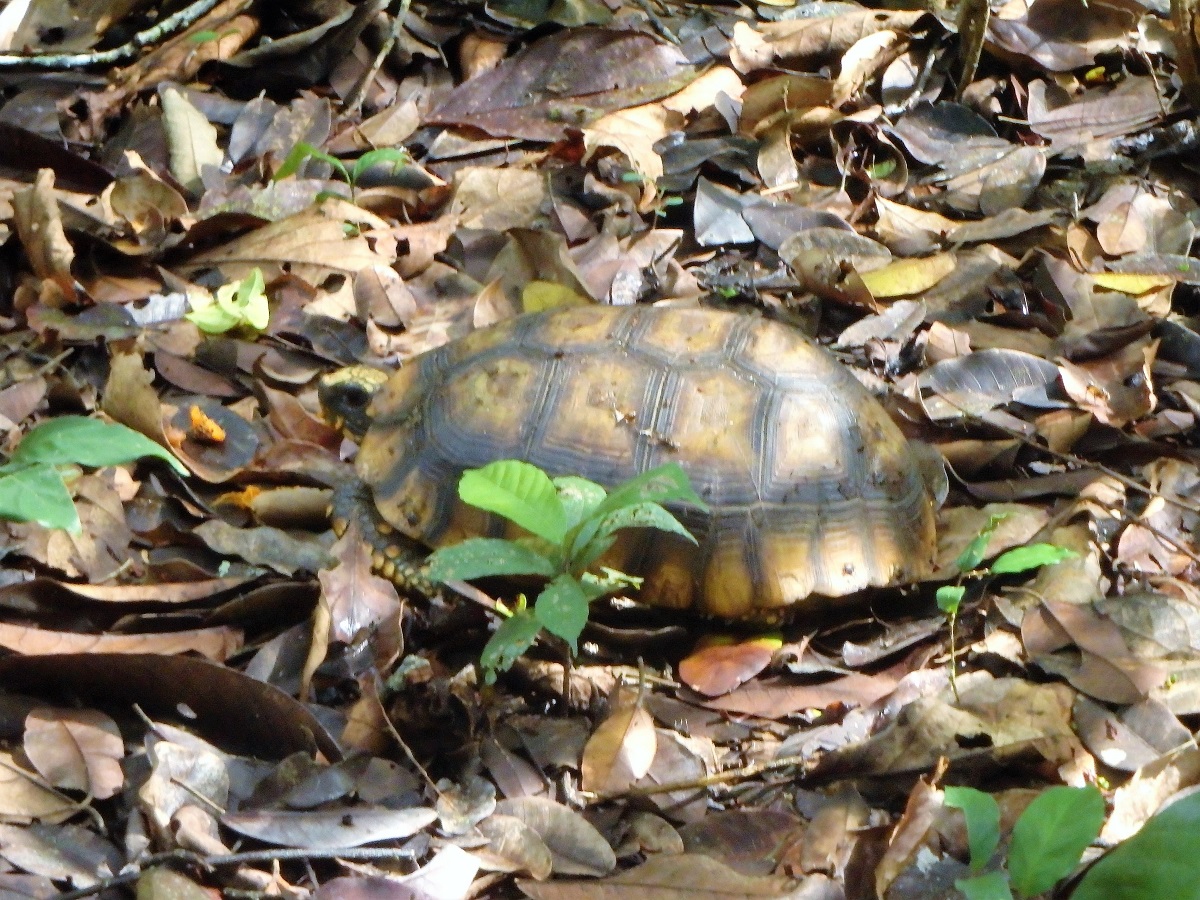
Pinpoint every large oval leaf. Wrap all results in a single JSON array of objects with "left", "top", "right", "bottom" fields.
[
  {"left": 6, "top": 417, "right": 187, "bottom": 475},
  {"left": 458, "top": 460, "right": 566, "bottom": 545},
  {"left": 0, "top": 464, "right": 79, "bottom": 532},
  {"left": 427, "top": 538, "right": 556, "bottom": 582},
  {"left": 1072, "top": 791, "right": 1200, "bottom": 900},
  {"left": 1008, "top": 785, "right": 1104, "bottom": 898},
  {"left": 534, "top": 574, "right": 589, "bottom": 650},
  {"left": 590, "top": 463, "right": 706, "bottom": 521}
]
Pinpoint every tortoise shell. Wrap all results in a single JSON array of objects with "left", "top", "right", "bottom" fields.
[{"left": 356, "top": 305, "right": 936, "bottom": 618}]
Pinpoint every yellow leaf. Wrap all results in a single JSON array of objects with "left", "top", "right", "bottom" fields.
[
  {"left": 522, "top": 281, "right": 588, "bottom": 312},
  {"left": 859, "top": 253, "right": 956, "bottom": 298},
  {"left": 1091, "top": 272, "right": 1175, "bottom": 294}
]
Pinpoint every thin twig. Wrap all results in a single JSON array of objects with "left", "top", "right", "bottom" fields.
[
  {"left": 345, "top": 0, "right": 412, "bottom": 115},
  {"left": 56, "top": 846, "right": 423, "bottom": 900},
  {"left": 584, "top": 752, "right": 815, "bottom": 803},
  {"left": 0, "top": 0, "right": 225, "bottom": 68}
]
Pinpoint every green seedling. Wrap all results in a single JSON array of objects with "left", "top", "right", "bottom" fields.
[
  {"left": 426, "top": 459, "right": 705, "bottom": 683},
  {"left": 938, "top": 513, "right": 1075, "bottom": 700},
  {"left": 945, "top": 785, "right": 1105, "bottom": 900},
  {"left": 186, "top": 267, "right": 269, "bottom": 334},
  {"left": 274, "top": 142, "right": 410, "bottom": 201},
  {"left": 0, "top": 417, "right": 187, "bottom": 532}
]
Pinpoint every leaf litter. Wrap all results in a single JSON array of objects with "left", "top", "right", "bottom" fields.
[{"left": 0, "top": 0, "right": 1195, "bottom": 897}]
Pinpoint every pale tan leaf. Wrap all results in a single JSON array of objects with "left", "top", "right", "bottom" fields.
[
  {"left": 11, "top": 169, "right": 75, "bottom": 304},
  {"left": 476, "top": 813, "right": 555, "bottom": 878},
  {"left": 519, "top": 852, "right": 804, "bottom": 899},
  {"left": 182, "top": 199, "right": 397, "bottom": 283},
  {"left": 495, "top": 797, "right": 616, "bottom": 877},
  {"left": 661, "top": 66, "right": 745, "bottom": 115},
  {"left": 161, "top": 87, "right": 223, "bottom": 195},
  {"left": 0, "top": 751, "right": 76, "bottom": 825},
  {"left": 757, "top": 10, "right": 926, "bottom": 62},
  {"left": 138, "top": 741, "right": 229, "bottom": 845},
  {"left": 317, "top": 521, "right": 402, "bottom": 645},
  {"left": 23, "top": 708, "right": 124, "bottom": 799},
  {"left": 580, "top": 690, "right": 657, "bottom": 795},
  {"left": 583, "top": 104, "right": 680, "bottom": 183},
  {"left": 0, "top": 621, "right": 241, "bottom": 660}
]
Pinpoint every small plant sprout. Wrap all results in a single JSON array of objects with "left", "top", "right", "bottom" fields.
[
  {"left": 0, "top": 417, "right": 188, "bottom": 532},
  {"left": 944, "top": 784, "right": 1105, "bottom": 900},
  {"left": 426, "top": 459, "right": 706, "bottom": 684},
  {"left": 186, "top": 267, "right": 270, "bottom": 334},
  {"left": 938, "top": 513, "right": 1076, "bottom": 701},
  {"left": 273, "top": 142, "right": 411, "bottom": 201}
]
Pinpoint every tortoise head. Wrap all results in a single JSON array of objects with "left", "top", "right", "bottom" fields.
[{"left": 318, "top": 365, "right": 389, "bottom": 440}]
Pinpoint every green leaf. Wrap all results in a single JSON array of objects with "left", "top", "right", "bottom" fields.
[
  {"left": 1072, "top": 792, "right": 1200, "bottom": 900},
  {"left": 479, "top": 610, "right": 543, "bottom": 684},
  {"left": 554, "top": 476, "right": 607, "bottom": 531},
  {"left": 590, "top": 462, "right": 706, "bottom": 521},
  {"left": 7, "top": 417, "right": 187, "bottom": 475},
  {"left": 581, "top": 567, "right": 641, "bottom": 599},
  {"left": 944, "top": 786, "right": 1001, "bottom": 873},
  {"left": 572, "top": 529, "right": 618, "bottom": 572},
  {"left": 184, "top": 293, "right": 241, "bottom": 333},
  {"left": 0, "top": 464, "right": 80, "bottom": 532},
  {"left": 225, "top": 267, "right": 269, "bottom": 331},
  {"left": 351, "top": 147, "right": 410, "bottom": 183},
  {"left": 274, "top": 141, "right": 348, "bottom": 182},
  {"left": 937, "top": 585, "right": 966, "bottom": 617},
  {"left": 602, "top": 502, "right": 697, "bottom": 543},
  {"left": 573, "top": 501, "right": 696, "bottom": 570},
  {"left": 427, "top": 538, "right": 557, "bottom": 582},
  {"left": 458, "top": 460, "right": 567, "bottom": 545},
  {"left": 955, "top": 870, "right": 1014, "bottom": 900},
  {"left": 990, "top": 543, "right": 1077, "bottom": 575},
  {"left": 1008, "top": 785, "right": 1104, "bottom": 898},
  {"left": 534, "top": 574, "right": 589, "bottom": 651},
  {"left": 956, "top": 512, "right": 1010, "bottom": 572},
  {"left": 186, "top": 268, "right": 270, "bottom": 334}
]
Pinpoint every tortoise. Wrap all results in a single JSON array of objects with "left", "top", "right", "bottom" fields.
[{"left": 319, "top": 304, "right": 937, "bottom": 619}]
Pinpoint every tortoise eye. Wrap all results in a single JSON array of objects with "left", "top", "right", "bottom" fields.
[{"left": 343, "top": 385, "right": 371, "bottom": 408}]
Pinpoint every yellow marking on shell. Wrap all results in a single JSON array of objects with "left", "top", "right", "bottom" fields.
[
  {"left": 384, "top": 543, "right": 401, "bottom": 559},
  {"left": 320, "top": 365, "right": 389, "bottom": 392},
  {"left": 382, "top": 560, "right": 397, "bottom": 580},
  {"left": 372, "top": 551, "right": 386, "bottom": 570},
  {"left": 376, "top": 521, "right": 393, "bottom": 535},
  {"left": 332, "top": 516, "right": 348, "bottom": 537}
]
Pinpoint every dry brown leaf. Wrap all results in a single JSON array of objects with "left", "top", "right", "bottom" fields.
[
  {"left": 756, "top": 10, "right": 927, "bottom": 63},
  {"left": 317, "top": 521, "right": 403, "bottom": 645},
  {"left": 11, "top": 169, "right": 76, "bottom": 305},
  {"left": 0, "top": 620, "right": 242, "bottom": 660},
  {"left": 23, "top": 708, "right": 124, "bottom": 800},
  {"left": 580, "top": 688, "right": 657, "bottom": 795},
  {"left": 494, "top": 797, "right": 616, "bottom": 877},
  {"left": 0, "top": 751, "right": 77, "bottom": 825},
  {"left": 476, "top": 813, "right": 555, "bottom": 879},
  {"left": 876, "top": 776, "right": 943, "bottom": 898},
  {"left": 677, "top": 637, "right": 775, "bottom": 698},
  {"left": 519, "top": 852, "right": 805, "bottom": 899}
]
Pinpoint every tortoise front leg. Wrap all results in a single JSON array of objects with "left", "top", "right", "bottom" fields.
[{"left": 330, "top": 480, "right": 435, "bottom": 596}]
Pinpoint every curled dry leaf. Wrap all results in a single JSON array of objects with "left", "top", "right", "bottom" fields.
[
  {"left": 476, "top": 813, "right": 555, "bottom": 879},
  {"left": 494, "top": 797, "right": 616, "bottom": 877}
]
